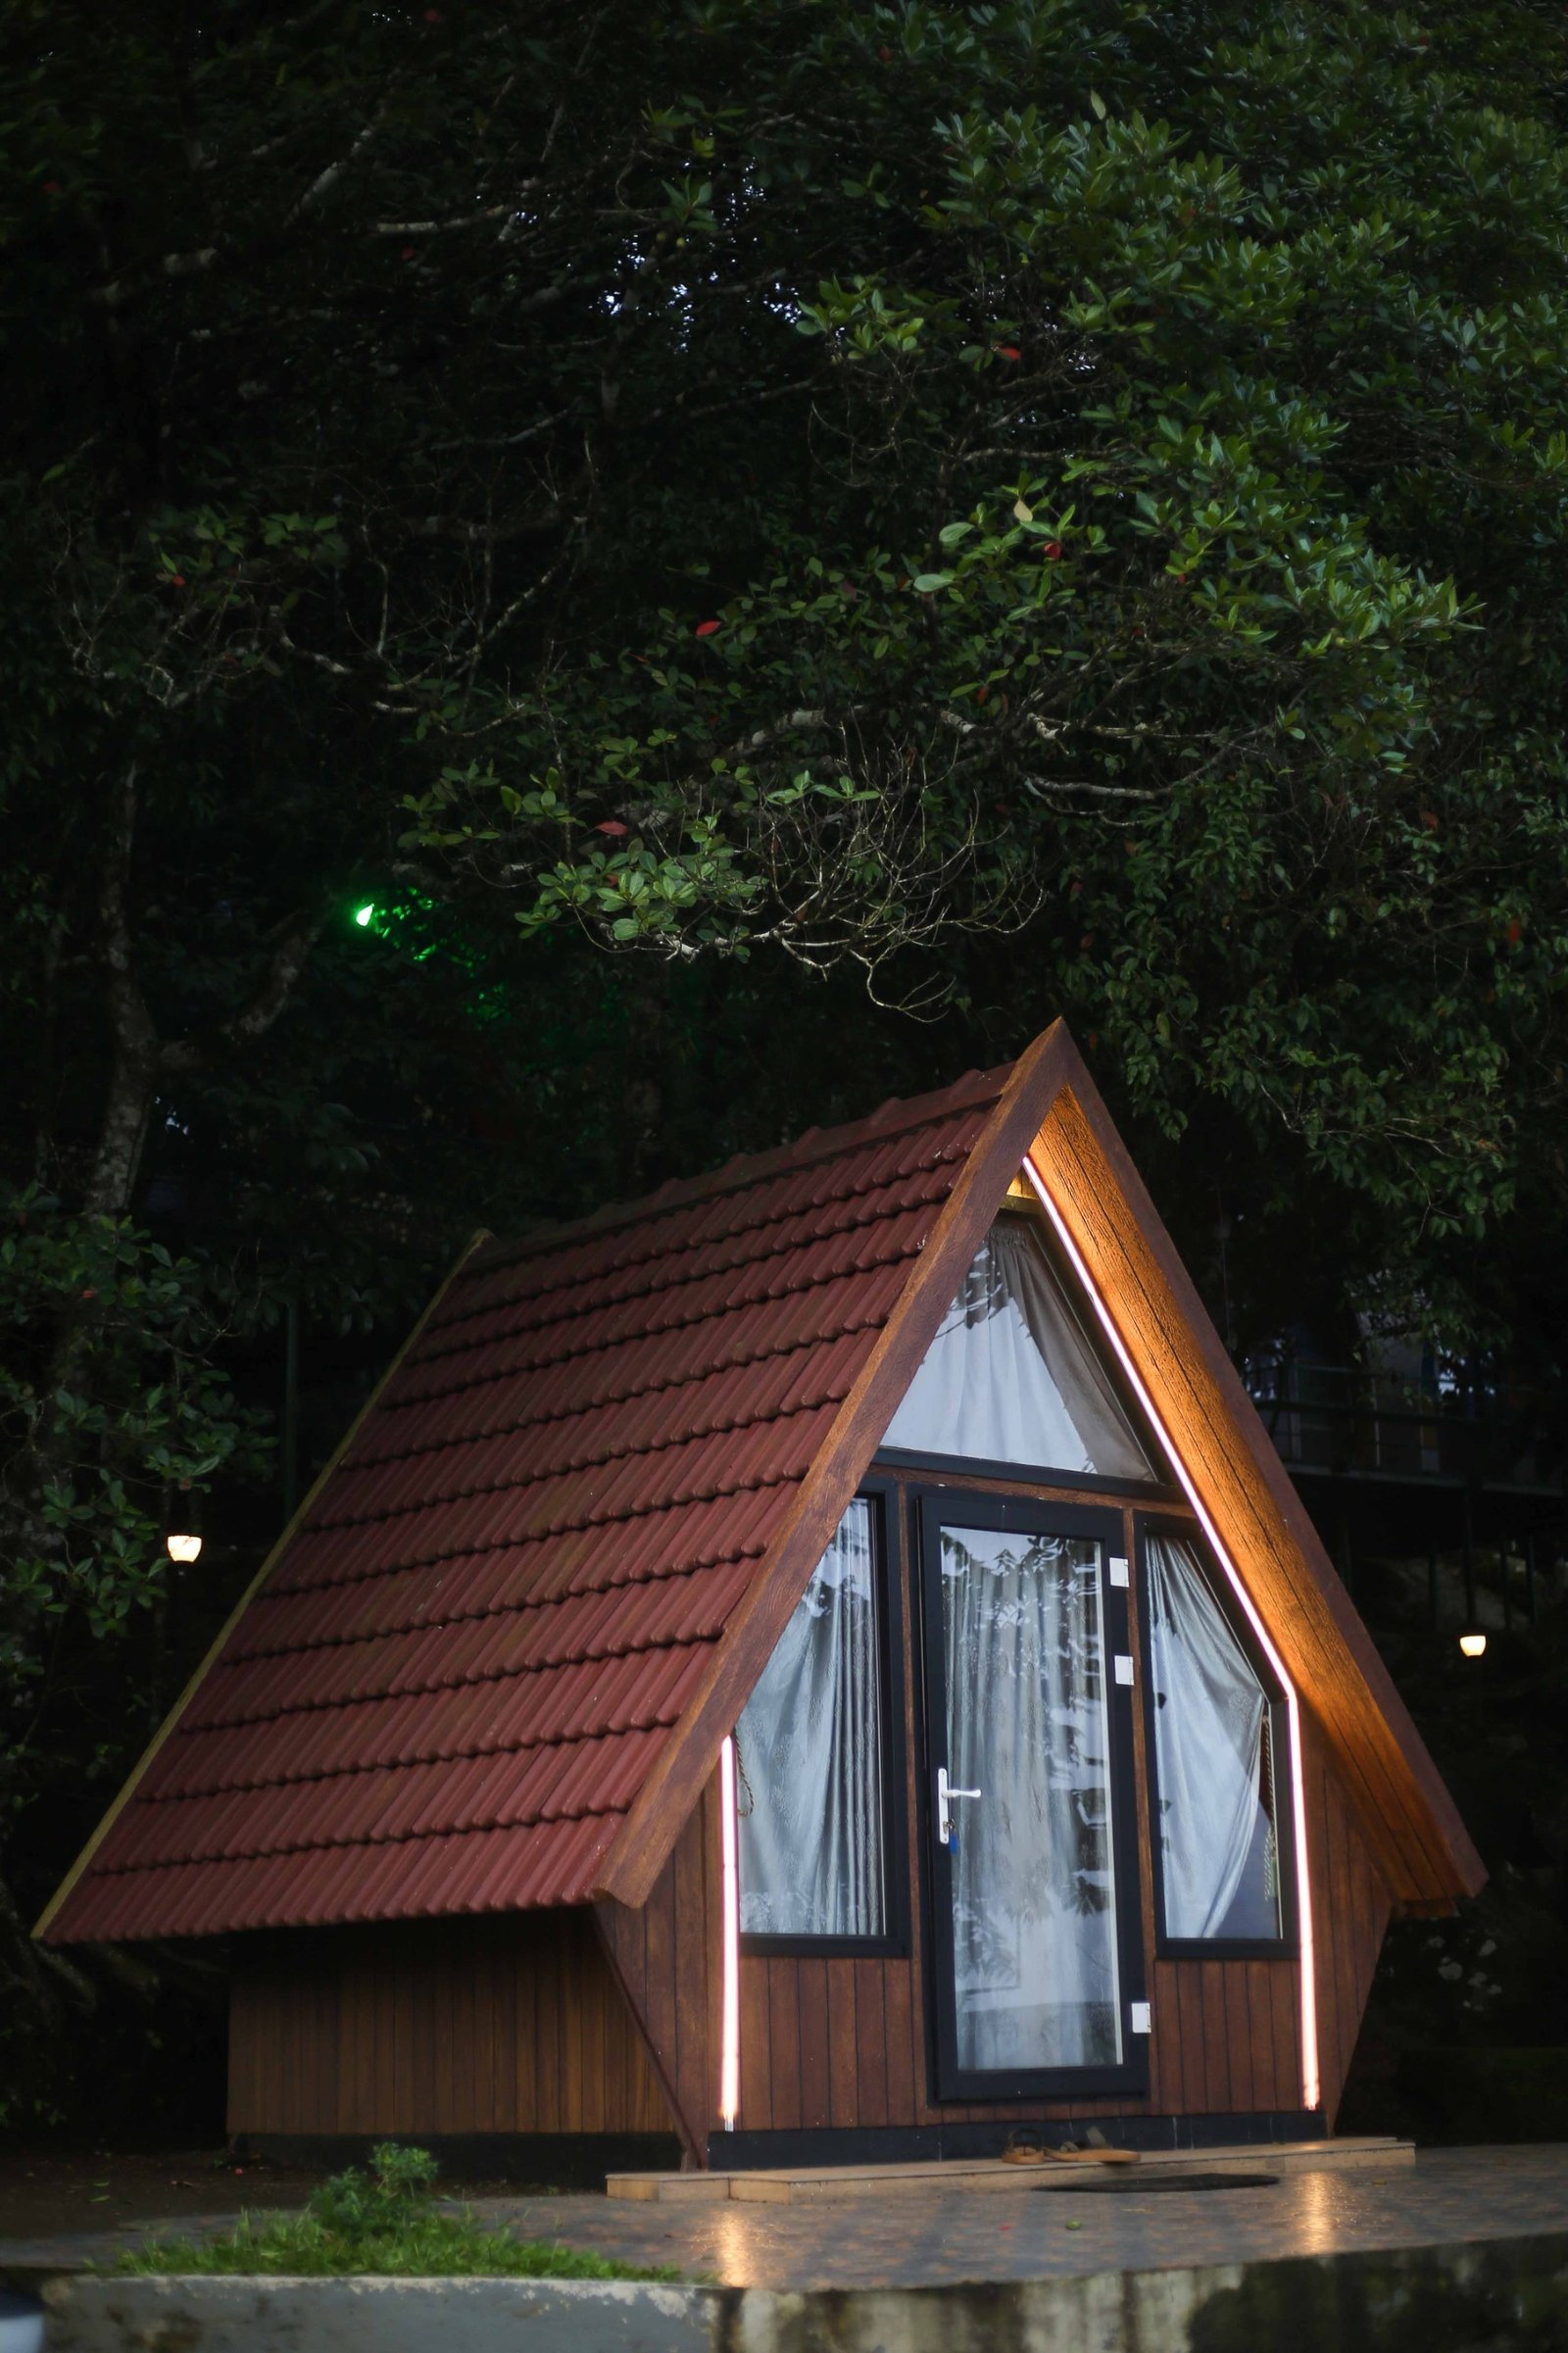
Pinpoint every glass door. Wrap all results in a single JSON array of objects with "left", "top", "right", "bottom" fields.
[{"left": 917, "top": 1492, "right": 1147, "bottom": 2099}]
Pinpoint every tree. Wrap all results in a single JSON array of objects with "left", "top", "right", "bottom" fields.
[{"left": 12, "top": 0, "right": 1568, "bottom": 1216}]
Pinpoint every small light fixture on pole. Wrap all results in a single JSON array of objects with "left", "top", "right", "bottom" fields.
[
  {"left": 1458, "top": 1626, "right": 1487, "bottom": 1660},
  {"left": 165, "top": 1489, "right": 202, "bottom": 1565}
]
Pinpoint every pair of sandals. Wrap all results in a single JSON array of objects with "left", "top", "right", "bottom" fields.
[{"left": 1001, "top": 2129, "right": 1140, "bottom": 2167}]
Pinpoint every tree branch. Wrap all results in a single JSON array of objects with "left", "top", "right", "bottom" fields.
[
  {"left": 283, "top": 88, "right": 398, "bottom": 228},
  {"left": 161, "top": 907, "right": 329, "bottom": 1076},
  {"left": 372, "top": 206, "right": 512, "bottom": 236},
  {"left": 404, "top": 507, "right": 567, "bottom": 544},
  {"left": 89, "top": 247, "right": 220, "bottom": 311}
]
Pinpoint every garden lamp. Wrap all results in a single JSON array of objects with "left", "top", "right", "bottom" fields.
[{"left": 166, "top": 1492, "right": 202, "bottom": 1564}]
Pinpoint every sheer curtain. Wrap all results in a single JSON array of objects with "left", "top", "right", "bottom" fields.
[
  {"left": 882, "top": 1214, "right": 1153, "bottom": 1481},
  {"left": 1146, "top": 1533, "right": 1279, "bottom": 1939},
  {"left": 943, "top": 1527, "right": 1122, "bottom": 2072},
  {"left": 734, "top": 1499, "right": 885, "bottom": 1936}
]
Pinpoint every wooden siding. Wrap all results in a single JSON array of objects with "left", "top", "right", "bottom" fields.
[
  {"left": 597, "top": 1786, "right": 721, "bottom": 2161},
  {"left": 599, "top": 1493, "right": 1394, "bottom": 2152},
  {"left": 1302, "top": 1710, "right": 1394, "bottom": 2129},
  {"left": 228, "top": 1908, "right": 674, "bottom": 2137},
  {"left": 1144, "top": 1956, "right": 1301, "bottom": 2121},
  {"left": 635, "top": 1746, "right": 1386, "bottom": 2143},
  {"left": 224, "top": 1532, "right": 1394, "bottom": 2151},
  {"left": 223, "top": 1755, "right": 1384, "bottom": 2147}
]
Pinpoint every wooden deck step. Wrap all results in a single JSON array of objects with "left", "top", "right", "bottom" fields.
[{"left": 606, "top": 2133, "right": 1413, "bottom": 2203}]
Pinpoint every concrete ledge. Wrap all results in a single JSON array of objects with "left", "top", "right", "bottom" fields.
[
  {"left": 36, "top": 2231, "right": 1568, "bottom": 2353},
  {"left": 39, "top": 2276, "right": 721, "bottom": 2353}
]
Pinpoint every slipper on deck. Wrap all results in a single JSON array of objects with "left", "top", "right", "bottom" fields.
[
  {"left": 1042, "top": 2143, "right": 1140, "bottom": 2166},
  {"left": 1000, "top": 2132, "right": 1046, "bottom": 2166}
]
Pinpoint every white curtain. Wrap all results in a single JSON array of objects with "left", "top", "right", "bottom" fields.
[
  {"left": 735, "top": 1499, "right": 885, "bottom": 1936},
  {"left": 1146, "top": 1533, "right": 1276, "bottom": 1939},
  {"left": 882, "top": 1215, "right": 1153, "bottom": 1482},
  {"left": 943, "top": 1528, "right": 1122, "bottom": 2072}
]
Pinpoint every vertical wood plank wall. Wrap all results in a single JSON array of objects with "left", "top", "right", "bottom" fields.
[
  {"left": 228, "top": 1908, "right": 675, "bottom": 2137},
  {"left": 602, "top": 1496, "right": 1396, "bottom": 2148},
  {"left": 596, "top": 1783, "right": 721, "bottom": 2162},
  {"left": 226, "top": 1572, "right": 1395, "bottom": 2149},
  {"left": 641, "top": 1740, "right": 1387, "bottom": 2146},
  {"left": 1302, "top": 1714, "right": 1394, "bottom": 2124}
]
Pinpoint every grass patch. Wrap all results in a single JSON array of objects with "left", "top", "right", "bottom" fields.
[{"left": 112, "top": 2143, "right": 679, "bottom": 2281}]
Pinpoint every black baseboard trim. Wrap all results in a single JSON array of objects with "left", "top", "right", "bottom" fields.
[
  {"left": 708, "top": 2112, "right": 1326, "bottom": 2170},
  {"left": 234, "top": 2132, "right": 684, "bottom": 2191}
]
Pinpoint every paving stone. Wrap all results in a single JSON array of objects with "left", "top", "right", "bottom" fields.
[
  {"left": 5, "top": 2146, "right": 1567, "bottom": 2292},
  {"left": 463, "top": 2145, "right": 1568, "bottom": 2288}
]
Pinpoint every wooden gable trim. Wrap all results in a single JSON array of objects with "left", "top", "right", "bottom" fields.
[
  {"left": 34, "top": 1230, "right": 496, "bottom": 1944},
  {"left": 590, "top": 1021, "right": 1077, "bottom": 1910},
  {"left": 1025, "top": 1052, "right": 1484, "bottom": 1906}
]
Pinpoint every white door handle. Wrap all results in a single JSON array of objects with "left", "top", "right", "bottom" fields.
[{"left": 937, "top": 1765, "right": 982, "bottom": 1847}]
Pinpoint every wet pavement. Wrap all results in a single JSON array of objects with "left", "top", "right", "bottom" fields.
[{"left": 2, "top": 2145, "right": 1565, "bottom": 2288}]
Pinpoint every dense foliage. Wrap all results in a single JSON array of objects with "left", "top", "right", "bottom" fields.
[{"left": 2, "top": 0, "right": 1567, "bottom": 2122}]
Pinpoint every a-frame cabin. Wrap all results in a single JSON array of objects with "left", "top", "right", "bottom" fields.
[{"left": 39, "top": 1023, "right": 1483, "bottom": 2174}]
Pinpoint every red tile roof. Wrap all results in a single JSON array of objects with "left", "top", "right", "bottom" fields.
[{"left": 43, "top": 1063, "right": 1014, "bottom": 1941}]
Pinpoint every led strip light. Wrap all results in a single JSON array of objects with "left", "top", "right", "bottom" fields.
[
  {"left": 1021, "top": 1153, "right": 1322, "bottom": 2114},
  {"left": 718, "top": 1734, "right": 741, "bottom": 2130}
]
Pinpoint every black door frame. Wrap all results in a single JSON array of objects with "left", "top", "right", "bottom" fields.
[{"left": 913, "top": 1486, "right": 1150, "bottom": 2103}]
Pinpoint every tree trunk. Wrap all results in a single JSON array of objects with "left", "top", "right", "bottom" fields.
[
  {"left": 42, "top": 1026, "right": 162, "bottom": 1413},
  {"left": 86, "top": 763, "right": 165, "bottom": 1224},
  {"left": 83, "top": 765, "right": 325, "bottom": 1222},
  {"left": 81, "top": 1035, "right": 163, "bottom": 1223}
]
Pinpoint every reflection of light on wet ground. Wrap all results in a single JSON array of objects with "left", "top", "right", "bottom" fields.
[
  {"left": 1293, "top": 2168, "right": 1341, "bottom": 2257},
  {"left": 710, "top": 2203, "right": 760, "bottom": 2285}
]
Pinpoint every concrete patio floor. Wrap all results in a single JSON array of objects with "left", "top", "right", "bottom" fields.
[
  {"left": 474, "top": 2145, "right": 1568, "bottom": 2285},
  {"left": 3, "top": 2145, "right": 1566, "bottom": 2290}
]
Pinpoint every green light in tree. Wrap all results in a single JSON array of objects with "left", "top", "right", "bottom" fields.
[{"left": 351, "top": 895, "right": 436, "bottom": 956}]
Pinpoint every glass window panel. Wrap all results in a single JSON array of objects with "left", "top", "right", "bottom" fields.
[
  {"left": 882, "top": 1213, "right": 1154, "bottom": 1481},
  {"left": 1147, "top": 1533, "right": 1284, "bottom": 1940},
  {"left": 942, "top": 1524, "right": 1123, "bottom": 2072},
  {"left": 735, "top": 1499, "right": 886, "bottom": 1937}
]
